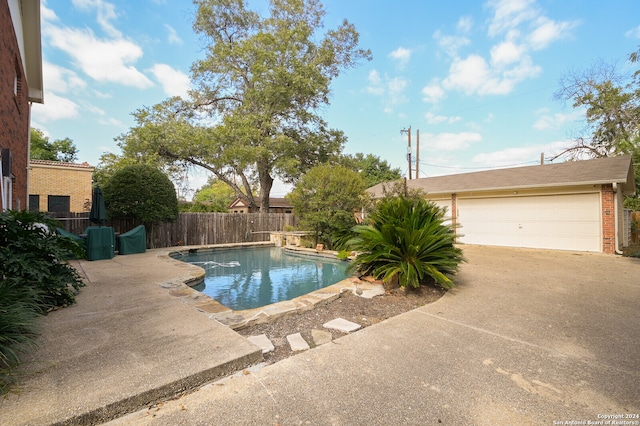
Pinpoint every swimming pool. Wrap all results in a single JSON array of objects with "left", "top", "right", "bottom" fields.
[{"left": 179, "top": 246, "right": 350, "bottom": 311}]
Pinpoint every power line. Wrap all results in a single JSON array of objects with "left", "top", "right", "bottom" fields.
[{"left": 416, "top": 159, "right": 541, "bottom": 174}]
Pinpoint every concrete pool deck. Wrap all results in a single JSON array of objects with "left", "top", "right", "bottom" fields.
[
  {"left": 0, "top": 243, "right": 377, "bottom": 426},
  {"left": 2, "top": 244, "right": 638, "bottom": 425}
]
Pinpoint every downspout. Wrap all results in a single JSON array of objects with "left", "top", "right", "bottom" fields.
[{"left": 612, "top": 182, "right": 623, "bottom": 255}]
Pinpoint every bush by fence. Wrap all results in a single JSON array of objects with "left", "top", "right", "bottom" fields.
[{"left": 49, "top": 212, "right": 298, "bottom": 249}]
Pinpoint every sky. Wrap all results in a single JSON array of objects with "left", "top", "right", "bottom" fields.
[{"left": 33, "top": 0, "right": 640, "bottom": 197}]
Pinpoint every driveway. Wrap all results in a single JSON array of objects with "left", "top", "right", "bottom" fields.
[{"left": 108, "top": 245, "right": 640, "bottom": 425}]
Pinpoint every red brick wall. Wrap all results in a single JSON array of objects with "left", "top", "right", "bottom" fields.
[
  {"left": 451, "top": 193, "right": 457, "bottom": 226},
  {"left": 601, "top": 184, "right": 615, "bottom": 254},
  {"left": 0, "top": 0, "right": 31, "bottom": 210}
]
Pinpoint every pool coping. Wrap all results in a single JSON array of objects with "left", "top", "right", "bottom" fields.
[{"left": 159, "top": 242, "right": 385, "bottom": 329}]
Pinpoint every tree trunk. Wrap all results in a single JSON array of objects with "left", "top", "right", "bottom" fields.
[{"left": 258, "top": 161, "right": 273, "bottom": 212}]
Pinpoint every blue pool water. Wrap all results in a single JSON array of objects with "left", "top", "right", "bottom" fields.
[{"left": 178, "top": 246, "right": 350, "bottom": 311}]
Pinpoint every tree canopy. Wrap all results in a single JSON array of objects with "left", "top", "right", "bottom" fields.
[
  {"left": 30, "top": 128, "right": 78, "bottom": 163},
  {"left": 188, "top": 178, "right": 237, "bottom": 212},
  {"left": 339, "top": 153, "right": 403, "bottom": 188},
  {"left": 554, "top": 47, "right": 640, "bottom": 208},
  {"left": 287, "top": 164, "right": 365, "bottom": 248},
  {"left": 109, "top": 0, "right": 371, "bottom": 212}
]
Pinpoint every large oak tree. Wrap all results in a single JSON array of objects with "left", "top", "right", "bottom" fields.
[
  {"left": 111, "top": 0, "right": 370, "bottom": 211},
  {"left": 553, "top": 47, "right": 640, "bottom": 208}
]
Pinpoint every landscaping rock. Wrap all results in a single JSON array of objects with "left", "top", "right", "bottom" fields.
[
  {"left": 311, "top": 329, "right": 333, "bottom": 346},
  {"left": 323, "top": 318, "right": 361, "bottom": 332}
]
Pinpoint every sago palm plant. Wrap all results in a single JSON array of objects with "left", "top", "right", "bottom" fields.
[{"left": 348, "top": 196, "right": 465, "bottom": 289}]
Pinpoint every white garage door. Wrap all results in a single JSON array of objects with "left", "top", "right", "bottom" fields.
[
  {"left": 431, "top": 200, "right": 452, "bottom": 226},
  {"left": 456, "top": 193, "right": 601, "bottom": 252}
]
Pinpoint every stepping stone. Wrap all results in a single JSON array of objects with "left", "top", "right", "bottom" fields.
[
  {"left": 354, "top": 286, "right": 385, "bottom": 299},
  {"left": 286, "top": 333, "right": 310, "bottom": 352},
  {"left": 247, "top": 334, "right": 274, "bottom": 354},
  {"left": 323, "top": 318, "right": 361, "bottom": 333},
  {"left": 311, "top": 329, "right": 333, "bottom": 346}
]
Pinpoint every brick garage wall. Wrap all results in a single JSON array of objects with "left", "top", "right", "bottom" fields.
[
  {"left": 29, "top": 161, "right": 94, "bottom": 212},
  {"left": 601, "top": 184, "right": 616, "bottom": 254},
  {"left": 0, "top": 0, "right": 30, "bottom": 210}
]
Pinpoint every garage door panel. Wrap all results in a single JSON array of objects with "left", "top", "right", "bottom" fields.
[
  {"left": 432, "top": 200, "right": 452, "bottom": 226},
  {"left": 457, "top": 194, "right": 600, "bottom": 252}
]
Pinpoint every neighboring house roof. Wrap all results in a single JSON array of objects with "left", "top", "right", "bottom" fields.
[
  {"left": 30, "top": 160, "right": 94, "bottom": 170},
  {"left": 228, "top": 197, "right": 293, "bottom": 209},
  {"left": 368, "top": 156, "right": 636, "bottom": 197},
  {"left": 268, "top": 198, "right": 293, "bottom": 208}
]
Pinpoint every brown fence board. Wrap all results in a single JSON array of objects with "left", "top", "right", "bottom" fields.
[{"left": 49, "top": 212, "right": 298, "bottom": 249}]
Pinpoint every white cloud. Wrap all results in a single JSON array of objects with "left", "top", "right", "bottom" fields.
[
  {"left": 457, "top": 16, "right": 473, "bottom": 33},
  {"left": 366, "top": 70, "right": 409, "bottom": 112},
  {"left": 487, "top": 0, "right": 539, "bottom": 37},
  {"left": 83, "top": 103, "right": 106, "bottom": 115},
  {"left": 421, "top": 81, "right": 445, "bottom": 103},
  {"left": 92, "top": 89, "right": 112, "bottom": 99},
  {"left": 425, "top": 132, "right": 482, "bottom": 151},
  {"left": 165, "top": 24, "right": 183, "bottom": 45},
  {"left": 71, "top": 0, "right": 121, "bottom": 37},
  {"left": 625, "top": 25, "right": 640, "bottom": 39},
  {"left": 442, "top": 55, "right": 491, "bottom": 94},
  {"left": 389, "top": 47, "right": 412, "bottom": 69},
  {"left": 32, "top": 92, "right": 81, "bottom": 122},
  {"left": 42, "top": 61, "right": 87, "bottom": 94},
  {"left": 425, "top": 112, "right": 461, "bottom": 124},
  {"left": 366, "top": 70, "right": 384, "bottom": 95},
  {"left": 490, "top": 41, "right": 525, "bottom": 67},
  {"left": 443, "top": 54, "right": 540, "bottom": 96},
  {"left": 426, "top": 0, "right": 577, "bottom": 104},
  {"left": 472, "top": 140, "right": 568, "bottom": 167},
  {"left": 45, "top": 26, "right": 153, "bottom": 88},
  {"left": 528, "top": 16, "right": 577, "bottom": 50},
  {"left": 388, "top": 77, "right": 408, "bottom": 100},
  {"left": 149, "top": 64, "right": 190, "bottom": 97},
  {"left": 98, "top": 117, "right": 124, "bottom": 127},
  {"left": 533, "top": 108, "right": 584, "bottom": 130},
  {"left": 433, "top": 30, "right": 470, "bottom": 57},
  {"left": 40, "top": 1, "right": 59, "bottom": 22}
]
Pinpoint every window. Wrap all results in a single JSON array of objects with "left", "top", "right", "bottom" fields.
[
  {"left": 29, "top": 195, "right": 40, "bottom": 212},
  {"left": 48, "top": 195, "right": 70, "bottom": 213},
  {"left": 0, "top": 149, "right": 11, "bottom": 211},
  {"left": 14, "top": 58, "right": 22, "bottom": 98}
]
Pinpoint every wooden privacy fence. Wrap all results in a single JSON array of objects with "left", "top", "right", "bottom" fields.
[
  {"left": 49, "top": 212, "right": 299, "bottom": 249},
  {"left": 632, "top": 211, "right": 640, "bottom": 244}
]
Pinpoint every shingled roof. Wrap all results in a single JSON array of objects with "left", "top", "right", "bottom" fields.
[
  {"left": 368, "top": 156, "right": 636, "bottom": 197},
  {"left": 29, "top": 160, "right": 94, "bottom": 169}
]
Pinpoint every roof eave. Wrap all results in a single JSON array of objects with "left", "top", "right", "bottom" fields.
[
  {"left": 421, "top": 180, "right": 630, "bottom": 195},
  {"left": 22, "top": 0, "right": 44, "bottom": 104}
]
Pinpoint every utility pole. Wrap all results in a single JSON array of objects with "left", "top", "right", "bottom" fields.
[
  {"left": 401, "top": 126, "right": 411, "bottom": 179},
  {"left": 416, "top": 129, "right": 420, "bottom": 179}
]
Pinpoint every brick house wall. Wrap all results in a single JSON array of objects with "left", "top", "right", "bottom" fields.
[
  {"left": 29, "top": 160, "right": 94, "bottom": 212},
  {"left": 0, "top": 0, "right": 30, "bottom": 210},
  {"left": 600, "top": 184, "right": 616, "bottom": 254}
]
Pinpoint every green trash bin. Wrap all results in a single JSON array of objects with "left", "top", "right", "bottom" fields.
[{"left": 85, "top": 227, "right": 115, "bottom": 260}]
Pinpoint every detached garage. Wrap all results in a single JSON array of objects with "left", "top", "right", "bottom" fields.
[{"left": 368, "top": 156, "right": 636, "bottom": 254}]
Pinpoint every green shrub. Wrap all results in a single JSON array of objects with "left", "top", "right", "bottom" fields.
[
  {"left": 288, "top": 164, "right": 365, "bottom": 249},
  {"left": 0, "top": 210, "right": 85, "bottom": 394},
  {"left": 102, "top": 164, "right": 178, "bottom": 224},
  {"left": 348, "top": 196, "right": 465, "bottom": 289},
  {"left": 0, "top": 277, "right": 42, "bottom": 394}
]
